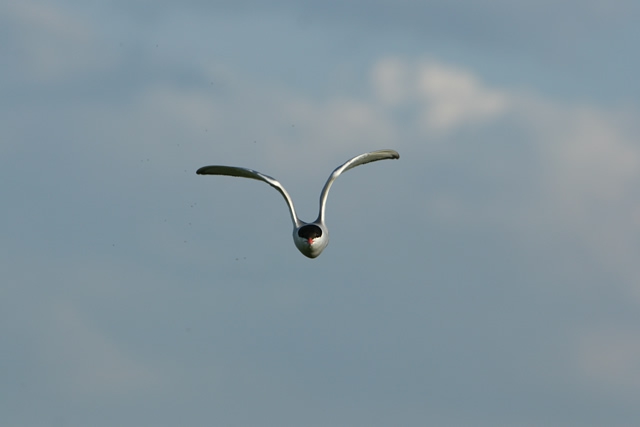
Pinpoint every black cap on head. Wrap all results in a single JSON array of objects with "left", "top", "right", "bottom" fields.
[{"left": 298, "top": 224, "right": 322, "bottom": 239}]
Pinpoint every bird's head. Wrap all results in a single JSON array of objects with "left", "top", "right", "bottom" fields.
[{"left": 293, "top": 223, "right": 328, "bottom": 258}]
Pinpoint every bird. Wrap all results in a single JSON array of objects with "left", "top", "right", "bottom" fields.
[{"left": 196, "top": 149, "right": 400, "bottom": 258}]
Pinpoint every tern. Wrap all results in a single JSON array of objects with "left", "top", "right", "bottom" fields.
[{"left": 197, "top": 149, "right": 399, "bottom": 258}]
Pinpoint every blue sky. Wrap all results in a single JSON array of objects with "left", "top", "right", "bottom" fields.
[{"left": 2, "top": 1, "right": 640, "bottom": 426}]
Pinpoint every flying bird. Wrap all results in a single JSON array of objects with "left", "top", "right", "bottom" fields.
[{"left": 196, "top": 149, "right": 399, "bottom": 258}]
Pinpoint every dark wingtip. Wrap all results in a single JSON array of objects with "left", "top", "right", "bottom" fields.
[
  {"left": 384, "top": 149, "right": 400, "bottom": 159},
  {"left": 196, "top": 167, "right": 207, "bottom": 175}
]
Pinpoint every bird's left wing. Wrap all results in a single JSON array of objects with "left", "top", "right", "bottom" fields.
[{"left": 317, "top": 149, "right": 400, "bottom": 222}]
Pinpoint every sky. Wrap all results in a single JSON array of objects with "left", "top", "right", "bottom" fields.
[{"left": 2, "top": 0, "right": 640, "bottom": 426}]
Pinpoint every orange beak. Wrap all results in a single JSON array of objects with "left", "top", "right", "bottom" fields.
[{"left": 307, "top": 238, "right": 314, "bottom": 244}]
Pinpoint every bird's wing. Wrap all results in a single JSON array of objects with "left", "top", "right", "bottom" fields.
[
  {"left": 196, "top": 165, "right": 300, "bottom": 227},
  {"left": 317, "top": 149, "right": 400, "bottom": 222}
]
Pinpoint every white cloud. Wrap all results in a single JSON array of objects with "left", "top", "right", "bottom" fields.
[
  {"left": 370, "top": 57, "right": 640, "bottom": 292},
  {"left": 415, "top": 61, "right": 510, "bottom": 132},
  {"left": 519, "top": 100, "right": 640, "bottom": 290},
  {"left": 371, "top": 57, "right": 410, "bottom": 106},
  {"left": 372, "top": 58, "right": 510, "bottom": 133},
  {"left": 536, "top": 105, "right": 639, "bottom": 206}
]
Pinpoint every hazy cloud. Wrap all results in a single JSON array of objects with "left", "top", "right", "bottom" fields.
[
  {"left": 3, "top": 2, "right": 640, "bottom": 426},
  {"left": 1, "top": 0, "right": 116, "bottom": 83},
  {"left": 577, "top": 327, "right": 640, "bottom": 392}
]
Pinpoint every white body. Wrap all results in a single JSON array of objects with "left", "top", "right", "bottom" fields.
[
  {"left": 292, "top": 223, "right": 329, "bottom": 258},
  {"left": 197, "top": 149, "right": 399, "bottom": 258}
]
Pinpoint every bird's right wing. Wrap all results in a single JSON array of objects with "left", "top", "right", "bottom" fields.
[{"left": 196, "top": 165, "right": 300, "bottom": 227}]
